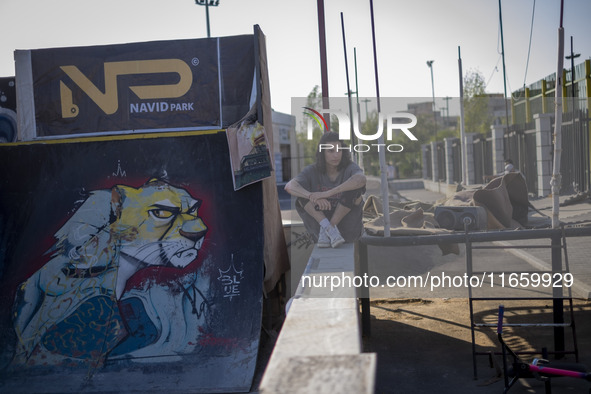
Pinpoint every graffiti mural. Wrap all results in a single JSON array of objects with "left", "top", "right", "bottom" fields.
[
  {"left": 12, "top": 178, "right": 209, "bottom": 367},
  {"left": 0, "top": 131, "right": 264, "bottom": 393}
]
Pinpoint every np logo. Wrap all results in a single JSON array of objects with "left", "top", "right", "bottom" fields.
[{"left": 59, "top": 59, "right": 193, "bottom": 118}]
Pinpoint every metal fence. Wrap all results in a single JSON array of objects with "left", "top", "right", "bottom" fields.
[
  {"left": 451, "top": 138, "right": 461, "bottom": 183},
  {"left": 424, "top": 110, "right": 589, "bottom": 197},
  {"left": 559, "top": 110, "right": 590, "bottom": 194},
  {"left": 424, "top": 145, "right": 432, "bottom": 179},
  {"left": 436, "top": 142, "right": 446, "bottom": 182},
  {"left": 505, "top": 121, "right": 536, "bottom": 193},
  {"left": 523, "top": 130, "right": 538, "bottom": 194},
  {"left": 473, "top": 135, "right": 492, "bottom": 184}
]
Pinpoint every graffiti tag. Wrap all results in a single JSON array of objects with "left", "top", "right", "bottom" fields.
[{"left": 217, "top": 263, "right": 243, "bottom": 301}]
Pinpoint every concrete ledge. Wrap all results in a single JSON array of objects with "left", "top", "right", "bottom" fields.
[
  {"left": 259, "top": 243, "right": 376, "bottom": 393},
  {"left": 423, "top": 179, "right": 460, "bottom": 197},
  {"left": 389, "top": 179, "right": 425, "bottom": 190},
  {"left": 259, "top": 354, "right": 376, "bottom": 394}
]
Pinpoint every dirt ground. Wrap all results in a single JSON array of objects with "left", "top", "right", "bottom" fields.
[{"left": 364, "top": 297, "right": 591, "bottom": 393}]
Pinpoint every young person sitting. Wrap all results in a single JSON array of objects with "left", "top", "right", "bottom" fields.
[{"left": 285, "top": 132, "right": 366, "bottom": 248}]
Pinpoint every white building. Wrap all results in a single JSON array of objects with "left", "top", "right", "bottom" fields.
[{"left": 272, "top": 110, "right": 302, "bottom": 183}]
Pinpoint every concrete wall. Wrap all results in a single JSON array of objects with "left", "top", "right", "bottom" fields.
[{"left": 260, "top": 244, "right": 376, "bottom": 394}]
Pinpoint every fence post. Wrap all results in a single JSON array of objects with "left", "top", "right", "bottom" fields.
[
  {"left": 421, "top": 144, "right": 429, "bottom": 179},
  {"left": 525, "top": 87, "right": 532, "bottom": 123},
  {"left": 534, "top": 113, "right": 553, "bottom": 196},
  {"left": 444, "top": 137, "right": 454, "bottom": 184},
  {"left": 586, "top": 60, "right": 591, "bottom": 114},
  {"left": 490, "top": 123, "right": 506, "bottom": 175},
  {"left": 465, "top": 133, "right": 476, "bottom": 185},
  {"left": 430, "top": 141, "right": 438, "bottom": 183},
  {"left": 541, "top": 79, "right": 548, "bottom": 114}
]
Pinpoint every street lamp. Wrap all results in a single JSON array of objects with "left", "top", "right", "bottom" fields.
[
  {"left": 195, "top": 0, "right": 220, "bottom": 38},
  {"left": 426, "top": 60, "right": 437, "bottom": 141}
]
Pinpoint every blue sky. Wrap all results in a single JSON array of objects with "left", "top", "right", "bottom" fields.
[{"left": 1, "top": 0, "right": 589, "bottom": 114}]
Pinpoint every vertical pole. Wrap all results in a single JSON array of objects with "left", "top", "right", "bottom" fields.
[
  {"left": 317, "top": 0, "right": 330, "bottom": 131},
  {"left": 358, "top": 241, "right": 370, "bottom": 337},
  {"left": 354, "top": 48, "right": 364, "bottom": 170},
  {"left": 361, "top": 98, "right": 370, "bottom": 121},
  {"left": 458, "top": 46, "right": 467, "bottom": 186},
  {"left": 552, "top": 0, "right": 566, "bottom": 359},
  {"left": 428, "top": 62, "right": 437, "bottom": 142},
  {"left": 341, "top": 13, "right": 357, "bottom": 164},
  {"left": 552, "top": 233, "right": 565, "bottom": 358},
  {"left": 443, "top": 96, "right": 451, "bottom": 121},
  {"left": 466, "top": 237, "right": 478, "bottom": 379},
  {"left": 499, "top": 0, "right": 510, "bottom": 127},
  {"left": 569, "top": 36, "right": 575, "bottom": 114},
  {"left": 567, "top": 37, "right": 577, "bottom": 189},
  {"left": 566, "top": 36, "right": 580, "bottom": 116},
  {"left": 205, "top": 2, "right": 211, "bottom": 38},
  {"left": 369, "top": 0, "right": 390, "bottom": 237},
  {"left": 552, "top": 1, "right": 565, "bottom": 229}
]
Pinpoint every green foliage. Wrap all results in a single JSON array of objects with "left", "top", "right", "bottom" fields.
[
  {"left": 463, "top": 68, "right": 487, "bottom": 97},
  {"left": 359, "top": 111, "right": 430, "bottom": 179},
  {"left": 296, "top": 86, "right": 342, "bottom": 166},
  {"left": 462, "top": 69, "right": 490, "bottom": 135},
  {"left": 392, "top": 113, "right": 434, "bottom": 178},
  {"left": 296, "top": 86, "right": 323, "bottom": 165},
  {"left": 437, "top": 127, "right": 459, "bottom": 140}
]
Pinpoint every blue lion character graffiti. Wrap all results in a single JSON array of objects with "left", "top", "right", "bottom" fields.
[{"left": 10, "top": 178, "right": 211, "bottom": 368}]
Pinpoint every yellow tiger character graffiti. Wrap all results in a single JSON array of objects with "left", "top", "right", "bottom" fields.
[{"left": 11, "top": 179, "right": 209, "bottom": 367}]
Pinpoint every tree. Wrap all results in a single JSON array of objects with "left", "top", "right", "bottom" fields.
[
  {"left": 359, "top": 110, "right": 430, "bottom": 178},
  {"left": 392, "top": 113, "right": 435, "bottom": 178},
  {"left": 462, "top": 69, "right": 490, "bottom": 135},
  {"left": 296, "top": 86, "right": 323, "bottom": 166},
  {"left": 296, "top": 86, "right": 341, "bottom": 166}
]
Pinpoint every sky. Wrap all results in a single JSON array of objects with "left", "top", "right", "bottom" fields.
[{"left": 1, "top": 0, "right": 590, "bottom": 115}]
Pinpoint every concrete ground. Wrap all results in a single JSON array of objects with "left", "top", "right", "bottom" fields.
[{"left": 365, "top": 298, "right": 591, "bottom": 394}]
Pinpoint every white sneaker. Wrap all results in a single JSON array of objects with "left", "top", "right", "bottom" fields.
[
  {"left": 326, "top": 225, "right": 345, "bottom": 248},
  {"left": 317, "top": 227, "right": 331, "bottom": 248}
]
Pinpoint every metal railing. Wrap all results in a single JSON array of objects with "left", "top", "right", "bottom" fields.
[{"left": 560, "top": 110, "right": 590, "bottom": 194}]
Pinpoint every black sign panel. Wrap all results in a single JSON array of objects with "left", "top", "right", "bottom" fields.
[{"left": 26, "top": 36, "right": 255, "bottom": 137}]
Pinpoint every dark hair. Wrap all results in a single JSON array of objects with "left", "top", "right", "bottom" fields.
[{"left": 315, "top": 132, "right": 352, "bottom": 173}]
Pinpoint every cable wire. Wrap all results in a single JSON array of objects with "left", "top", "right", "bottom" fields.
[
  {"left": 523, "top": 0, "right": 536, "bottom": 86},
  {"left": 486, "top": 55, "right": 503, "bottom": 89}
]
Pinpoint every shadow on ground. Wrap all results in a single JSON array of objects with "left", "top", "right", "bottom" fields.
[{"left": 364, "top": 298, "right": 591, "bottom": 394}]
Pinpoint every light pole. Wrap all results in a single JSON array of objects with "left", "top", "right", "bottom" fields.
[
  {"left": 361, "top": 98, "right": 370, "bottom": 121},
  {"left": 195, "top": 0, "right": 220, "bottom": 38},
  {"left": 565, "top": 36, "right": 580, "bottom": 115},
  {"left": 443, "top": 96, "right": 451, "bottom": 126},
  {"left": 426, "top": 60, "right": 437, "bottom": 141}
]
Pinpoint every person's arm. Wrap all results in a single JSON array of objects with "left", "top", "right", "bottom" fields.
[
  {"left": 310, "top": 173, "right": 366, "bottom": 201},
  {"left": 284, "top": 179, "right": 313, "bottom": 200},
  {"left": 285, "top": 178, "right": 333, "bottom": 211}
]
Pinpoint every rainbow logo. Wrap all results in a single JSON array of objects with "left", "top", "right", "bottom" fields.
[{"left": 303, "top": 107, "right": 329, "bottom": 132}]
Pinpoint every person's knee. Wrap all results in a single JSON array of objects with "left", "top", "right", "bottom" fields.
[
  {"left": 296, "top": 197, "right": 309, "bottom": 210},
  {"left": 338, "top": 187, "right": 365, "bottom": 209},
  {"left": 352, "top": 195, "right": 363, "bottom": 206}
]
